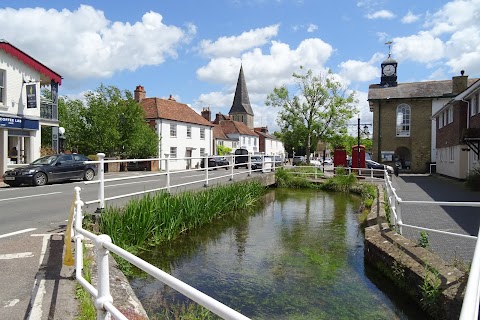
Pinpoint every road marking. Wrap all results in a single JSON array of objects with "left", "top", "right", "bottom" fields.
[
  {"left": 0, "top": 228, "right": 37, "bottom": 239},
  {"left": 27, "top": 235, "right": 50, "bottom": 320},
  {"left": 0, "top": 252, "right": 34, "bottom": 259},
  {"left": 0, "top": 192, "right": 62, "bottom": 202},
  {"left": 105, "top": 179, "right": 162, "bottom": 188},
  {"left": 3, "top": 299, "right": 20, "bottom": 308}
]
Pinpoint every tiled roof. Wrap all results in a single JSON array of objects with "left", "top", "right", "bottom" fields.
[
  {"left": 219, "top": 120, "right": 258, "bottom": 137},
  {"left": 141, "top": 97, "right": 214, "bottom": 127},
  {"left": 368, "top": 79, "right": 479, "bottom": 100},
  {"left": 255, "top": 130, "right": 279, "bottom": 140},
  {"left": 213, "top": 125, "right": 232, "bottom": 140}
]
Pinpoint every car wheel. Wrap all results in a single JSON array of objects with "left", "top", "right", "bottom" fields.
[
  {"left": 83, "top": 168, "right": 95, "bottom": 181},
  {"left": 34, "top": 172, "right": 47, "bottom": 186}
]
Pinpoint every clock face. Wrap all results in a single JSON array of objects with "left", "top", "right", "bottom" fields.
[{"left": 383, "top": 64, "right": 395, "bottom": 76}]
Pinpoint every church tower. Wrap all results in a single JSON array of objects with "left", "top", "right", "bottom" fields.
[
  {"left": 380, "top": 41, "right": 398, "bottom": 87},
  {"left": 229, "top": 65, "right": 254, "bottom": 129}
]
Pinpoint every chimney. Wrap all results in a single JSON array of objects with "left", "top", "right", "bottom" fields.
[
  {"left": 452, "top": 70, "right": 468, "bottom": 94},
  {"left": 168, "top": 94, "right": 176, "bottom": 101},
  {"left": 134, "top": 85, "right": 146, "bottom": 102},
  {"left": 201, "top": 107, "right": 211, "bottom": 122}
]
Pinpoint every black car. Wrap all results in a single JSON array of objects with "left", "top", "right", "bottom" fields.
[
  {"left": 200, "top": 157, "right": 217, "bottom": 170},
  {"left": 213, "top": 157, "right": 229, "bottom": 169},
  {"left": 234, "top": 148, "right": 249, "bottom": 168},
  {"left": 2, "top": 154, "right": 97, "bottom": 187}
]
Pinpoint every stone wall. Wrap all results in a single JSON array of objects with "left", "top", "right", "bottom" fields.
[{"left": 364, "top": 186, "right": 466, "bottom": 319}]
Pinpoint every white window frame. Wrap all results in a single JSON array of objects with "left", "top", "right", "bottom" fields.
[
  {"left": 396, "top": 103, "right": 411, "bottom": 137},
  {"left": 448, "top": 107, "right": 453, "bottom": 124},
  {"left": 170, "top": 147, "right": 177, "bottom": 158},
  {"left": 0, "top": 69, "right": 5, "bottom": 105},
  {"left": 449, "top": 147, "right": 454, "bottom": 162},
  {"left": 471, "top": 95, "right": 477, "bottom": 116},
  {"left": 439, "top": 113, "right": 443, "bottom": 129},
  {"left": 200, "top": 148, "right": 205, "bottom": 157},
  {"left": 200, "top": 128, "right": 205, "bottom": 140},
  {"left": 170, "top": 124, "right": 177, "bottom": 137},
  {"left": 187, "top": 125, "right": 192, "bottom": 138}
]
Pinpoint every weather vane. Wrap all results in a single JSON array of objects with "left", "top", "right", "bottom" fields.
[{"left": 385, "top": 41, "right": 393, "bottom": 57}]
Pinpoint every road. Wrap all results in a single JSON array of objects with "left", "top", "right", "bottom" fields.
[{"left": 0, "top": 166, "right": 257, "bottom": 319}]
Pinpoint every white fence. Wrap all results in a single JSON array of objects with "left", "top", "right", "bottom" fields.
[
  {"left": 85, "top": 153, "right": 281, "bottom": 212},
  {"left": 383, "top": 174, "right": 480, "bottom": 319},
  {"left": 71, "top": 185, "right": 251, "bottom": 320}
]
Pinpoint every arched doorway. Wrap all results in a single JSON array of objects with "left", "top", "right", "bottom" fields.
[{"left": 395, "top": 146, "right": 411, "bottom": 169}]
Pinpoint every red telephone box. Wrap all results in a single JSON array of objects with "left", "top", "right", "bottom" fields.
[
  {"left": 333, "top": 147, "right": 347, "bottom": 167},
  {"left": 351, "top": 145, "right": 366, "bottom": 168}
]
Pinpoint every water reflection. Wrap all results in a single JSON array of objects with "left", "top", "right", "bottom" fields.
[{"left": 131, "top": 189, "right": 426, "bottom": 319}]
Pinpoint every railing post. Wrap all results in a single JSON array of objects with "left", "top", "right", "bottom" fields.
[
  {"left": 315, "top": 165, "right": 317, "bottom": 179},
  {"left": 204, "top": 155, "right": 209, "bottom": 187},
  {"left": 262, "top": 153, "right": 265, "bottom": 173},
  {"left": 230, "top": 154, "right": 234, "bottom": 181},
  {"left": 248, "top": 153, "right": 251, "bottom": 176},
  {"left": 74, "top": 186, "right": 84, "bottom": 278},
  {"left": 96, "top": 153, "right": 105, "bottom": 213},
  {"left": 370, "top": 168, "right": 374, "bottom": 182},
  {"left": 272, "top": 155, "right": 275, "bottom": 172},
  {"left": 165, "top": 154, "right": 170, "bottom": 193},
  {"left": 396, "top": 198, "right": 403, "bottom": 234},
  {"left": 94, "top": 234, "right": 113, "bottom": 320}
]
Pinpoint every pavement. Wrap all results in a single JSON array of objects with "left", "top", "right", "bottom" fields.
[{"left": 1, "top": 172, "right": 479, "bottom": 319}]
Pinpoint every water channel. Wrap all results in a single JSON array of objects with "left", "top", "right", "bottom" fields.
[{"left": 131, "top": 188, "right": 427, "bottom": 319}]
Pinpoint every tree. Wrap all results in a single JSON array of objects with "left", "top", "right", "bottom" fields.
[
  {"left": 57, "top": 85, "right": 158, "bottom": 158},
  {"left": 265, "top": 67, "right": 357, "bottom": 163},
  {"left": 217, "top": 145, "right": 232, "bottom": 155}
]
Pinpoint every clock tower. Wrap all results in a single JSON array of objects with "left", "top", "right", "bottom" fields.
[{"left": 380, "top": 41, "right": 398, "bottom": 87}]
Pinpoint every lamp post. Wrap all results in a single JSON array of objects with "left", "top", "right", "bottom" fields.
[
  {"left": 292, "top": 147, "right": 295, "bottom": 164},
  {"left": 356, "top": 116, "right": 370, "bottom": 169},
  {"left": 58, "top": 127, "right": 66, "bottom": 154}
]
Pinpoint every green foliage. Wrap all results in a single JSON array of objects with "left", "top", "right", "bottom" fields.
[
  {"left": 75, "top": 246, "right": 96, "bottom": 320},
  {"left": 216, "top": 145, "right": 232, "bottom": 156},
  {"left": 152, "top": 299, "right": 220, "bottom": 320},
  {"left": 321, "top": 171, "right": 358, "bottom": 193},
  {"left": 383, "top": 191, "right": 392, "bottom": 228},
  {"left": 330, "top": 133, "right": 372, "bottom": 155},
  {"left": 56, "top": 85, "right": 158, "bottom": 157},
  {"left": 419, "top": 264, "right": 441, "bottom": 316},
  {"left": 99, "top": 182, "right": 266, "bottom": 250},
  {"left": 265, "top": 67, "right": 357, "bottom": 162},
  {"left": 274, "top": 167, "right": 321, "bottom": 189},
  {"left": 418, "top": 231, "right": 429, "bottom": 249},
  {"left": 465, "top": 166, "right": 480, "bottom": 191}
]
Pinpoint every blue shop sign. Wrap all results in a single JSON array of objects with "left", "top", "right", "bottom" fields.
[{"left": 0, "top": 116, "right": 39, "bottom": 130}]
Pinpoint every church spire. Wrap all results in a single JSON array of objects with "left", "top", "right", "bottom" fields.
[{"left": 229, "top": 65, "right": 254, "bottom": 116}]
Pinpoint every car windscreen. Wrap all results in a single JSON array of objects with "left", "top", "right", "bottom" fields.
[{"left": 31, "top": 155, "right": 58, "bottom": 165}]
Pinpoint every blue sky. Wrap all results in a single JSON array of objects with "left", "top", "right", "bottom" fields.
[{"left": 1, "top": 0, "right": 479, "bottom": 132}]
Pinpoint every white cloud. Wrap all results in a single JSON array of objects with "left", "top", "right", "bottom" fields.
[
  {"left": 366, "top": 10, "right": 395, "bottom": 20},
  {"left": 393, "top": 31, "right": 445, "bottom": 63},
  {"left": 307, "top": 24, "right": 318, "bottom": 33},
  {"left": 338, "top": 59, "right": 379, "bottom": 83},
  {"left": 0, "top": 5, "right": 194, "bottom": 84},
  {"left": 197, "top": 24, "right": 279, "bottom": 58},
  {"left": 425, "top": 0, "right": 480, "bottom": 36},
  {"left": 401, "top": 11, "right": 420, "bottom": 24}
]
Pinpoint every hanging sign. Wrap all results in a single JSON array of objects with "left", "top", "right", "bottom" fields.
[{"left": 26, "top": 84, "right": 37, "bottom": 108}]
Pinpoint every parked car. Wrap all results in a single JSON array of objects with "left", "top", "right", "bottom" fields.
[
  {"left": 274, "top": 156, "right": 284, "bottom": 167},
  {"left": 2, "top": 154, "right": 97, "bottom": 187},
  {"left": 365, "top": 159, "right": 394, "bottom": 174},
  {"left": 213, "top": 157, "right": 229, "bottom": 169},
  {"left": 323, "top": 158, "right": 333, "bottom": 165},
  {"left": 200, "top": 157, "right": 217, "bottom": 170},
  {"left": 234, "top": 148, "right": 249, "bottom": 168},
  {"left": 250, "top": 156, "right": 263, "bottom": 170},
  {"left": 292, "top": 156, "right": 306, "bottom": 166}
]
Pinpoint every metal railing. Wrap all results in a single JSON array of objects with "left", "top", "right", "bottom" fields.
[
  {"left": 70, "top": 186, "right": 250, "bottom": 320},
  {"left": 84, "top": 153, "right": 282, "bottom": 211},
  {"left": 383, "top": 174, "right": 480, "bottom": 319}
]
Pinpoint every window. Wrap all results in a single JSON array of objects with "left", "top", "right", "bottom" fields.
[
  {"left": 248, "top": 137, "right": 251, "bottom": 145},
  {"left": 448, "top": 107, "right": 453, "bottom": 124},
  {"left": 439, "top": 113, "right": 443, "bottom": 129},
  {"left": 254, "top": 138, "right": 257, "bottom": 146},
  {"left": 472, "top": 93, "right": 480, "bottom": 116},
  {"left": 170, "top": 147, "right": 177, "bottom": 158},
  {"left": 449, "top": 147, "right": 454, "bottom": 162},
  {"left": 200, "top": 148, "right": 205, "bottom": 157},
  {"left": 218, "top": 140, "right": 224, "bottom": 146},
  {"left": 170, "top": 124, "right": 177, "bottom": 137},
  {"left": 242, "top": 137, "right": 245, "bottom": 144},
  {"left": 200, "top": 128, "right": 205, "bottom": 139},
  {"left": 396, "top": 104, "right": 411, "bottom": 137},
  {"left": 187, "top": 126, "right": 191, "bottom": 138},
  {"left": 0, "top": 69, "right": 5, "bottom": 104}
]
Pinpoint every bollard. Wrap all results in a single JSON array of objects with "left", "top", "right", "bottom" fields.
[{"left": 96, "top": 153, "right": 105, "bottom": 213}]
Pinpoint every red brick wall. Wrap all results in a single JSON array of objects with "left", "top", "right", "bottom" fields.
[{"left": 436, "top": 101, "right": 467, "bottom": 148}]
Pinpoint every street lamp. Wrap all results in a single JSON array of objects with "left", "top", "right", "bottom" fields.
[
  {"left": 356, "top": 116, "right": 370, "bottom": 168},
  {"left": 58, "top": 127, "right": 66, "bottom": 153}
]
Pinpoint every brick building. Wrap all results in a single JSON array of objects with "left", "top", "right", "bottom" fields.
[{"left": 368, "top": 53, "right": 478, "bottom": 173}]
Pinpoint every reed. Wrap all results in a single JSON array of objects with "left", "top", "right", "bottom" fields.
[{"left": 99, "top": 181, "right": 265, "bottom": 249}]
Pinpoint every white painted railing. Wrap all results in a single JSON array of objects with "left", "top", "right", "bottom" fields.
[
  {"left": 84, "top": 153, "right": 282, "bottom": 212},
  {"left": 383, "top": 174, "right": 480, "bottom": 319},
  {"left": 71, "top": 186, "right": 250, "bottom": 320}
]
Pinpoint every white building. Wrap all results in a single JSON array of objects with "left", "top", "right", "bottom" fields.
[
  {"left": 0, "top": 40, "right": 62, "bottom": 176},
  {"left": 134, "top": 86, "right": 214, "bottom": 171},
  {"left": 254, "top": 127, "right": 286, "bottom": 157}
]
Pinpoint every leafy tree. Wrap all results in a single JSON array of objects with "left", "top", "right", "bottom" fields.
[
  {"left": 57, "top": 85, "right": 158, "bottom": 158},
  {"left": 217, "top": 145, "right": 232, "bottom": 155},
  {"left": 266, "top": 67, "right": 357, "bottom": 163}
]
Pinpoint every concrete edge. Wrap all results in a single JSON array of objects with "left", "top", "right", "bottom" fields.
[{"left": 364, "top": 185, "right": 466, "bottom": 319}]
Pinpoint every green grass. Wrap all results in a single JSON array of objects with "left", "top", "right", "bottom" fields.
[
  {"left": 75, "top": 246, "right": 96, "bottom": 320},
  {"left": 99, "top": 181, "right": 266, "bottom": 251}
]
